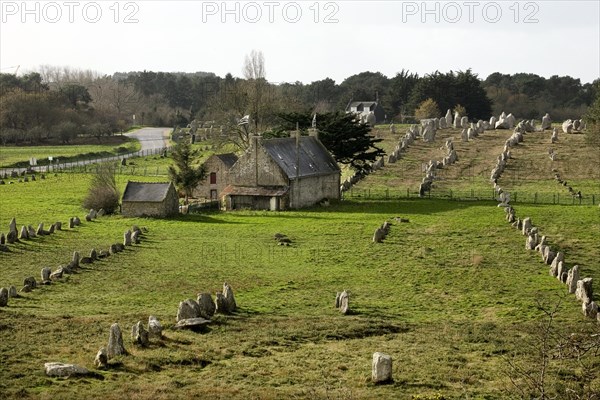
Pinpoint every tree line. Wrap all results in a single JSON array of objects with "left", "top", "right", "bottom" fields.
[{"left": 0, "top": 61, "right": 597, "bottom": 146}]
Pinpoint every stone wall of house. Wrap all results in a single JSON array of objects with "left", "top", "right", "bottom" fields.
[
  {"left": 228, "top": 138, "right": 288, "bottom": 188},
  {"left": 289, "top": 173, "right": 340, "bottom": 208},
  {"left": 193, "top": 157, "right": 231, "bottom": 200}
]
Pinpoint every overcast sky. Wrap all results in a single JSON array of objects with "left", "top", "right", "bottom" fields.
[{"left": 1, "top": 0, "right": 599, "bottom": 84}]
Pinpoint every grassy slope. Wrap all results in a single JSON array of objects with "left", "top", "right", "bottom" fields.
[{"left": 1, "top": 171, "right": 599, "bottom": 399}]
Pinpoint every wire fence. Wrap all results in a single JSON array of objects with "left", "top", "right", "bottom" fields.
[
  {"left": 343, "top": 187, "right": 599, "bottom": 206},
  {"left": 0, "top": 147, "right": 171, "bottom": 178}
]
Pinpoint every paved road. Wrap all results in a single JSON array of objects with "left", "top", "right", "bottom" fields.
[
  {"left": 0, "top": 127, "right": 171, "bottom": 175},
  {"left": 126, "top": 127, "right": 171, "bottom": 152}
]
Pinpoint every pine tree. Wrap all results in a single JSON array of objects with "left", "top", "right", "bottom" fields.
[{"left": 168, "top": 141, "right": 206, "bottom": 201}]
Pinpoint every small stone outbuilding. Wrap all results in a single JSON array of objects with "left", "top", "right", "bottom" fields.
[
  {"left": 121, "top": 181, "right": 179, "bottom": 217},
  {"left": 193, "top": 153, "right": 238, "bottom": 205}
]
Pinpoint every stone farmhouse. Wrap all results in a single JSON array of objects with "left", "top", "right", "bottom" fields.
[
  {"left": 346, "top": 100, "right": 386, "bottom": 125},
  {"left": 220, "top": 132, "right": 340, "bottom": 211},
  {"left": 193, "top": 153, "right": 238, "bottom": 202},
  {"left": 121, "top": 181, "right": 179, "bottom": 217}
]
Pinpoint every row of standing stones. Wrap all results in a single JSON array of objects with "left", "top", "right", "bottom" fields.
[
  {"left": 45, "top": 284, "right": 239, "bottom": 377},
  {"left": 0, "top": 219, "right": 144, "bottom": 309},
  {"left": 0, "top": 172, "right": 46, "bottom": 186},
  {"left": 489, "top": 122, "right": 598, "bottom": 324},
  {"left": 0, "top": 209, "right": 108, "bottom": 253}
]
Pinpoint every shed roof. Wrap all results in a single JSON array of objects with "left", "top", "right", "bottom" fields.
[
  {"left": 213, "top": 153, "right": 238, "bottom": 168},
  {"left": 262, "top": 136, "right": 340, "bottom": 179},
  {"left": 348, "top": 101, "right": 378, "bottom": 109},
  {"left": 122, "top": 181, "right": 174, "bottom": 202}
]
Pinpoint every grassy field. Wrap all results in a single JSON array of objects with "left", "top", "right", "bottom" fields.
[
  {"left": 0, "top": 136, "right": 141, "bottom": 168},
  {"left": 0, "top": 124, "right": 599, "bottom": 399}
]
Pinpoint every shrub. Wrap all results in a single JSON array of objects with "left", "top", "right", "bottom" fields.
[
  {"left": 415, "top": 99, "right": 440, "bottom": 120},
  {"left": 453, "top": 104, "right": 467, "bottom": 118},
  {"left": 83, "top": 163, "right": 120, "bottom": 213}
]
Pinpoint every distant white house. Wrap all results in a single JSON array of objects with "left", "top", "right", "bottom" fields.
[{"left": 345, "top": 100, "right": 386, "bottom": 125}]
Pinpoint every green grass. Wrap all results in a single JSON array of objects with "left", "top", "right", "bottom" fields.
[
  {"left": 1, "top": 169, "right": 599, "bottom": 399},
  {"left": 0, "top": 137, "right": 142, "bottom": 168}
]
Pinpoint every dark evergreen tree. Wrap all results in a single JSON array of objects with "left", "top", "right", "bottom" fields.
[
  {"left": 275, "top": 111, "right": 385, "bottom": 173},
  {"left": 168, "top": 140, "right": 206, "bottom": 201}
]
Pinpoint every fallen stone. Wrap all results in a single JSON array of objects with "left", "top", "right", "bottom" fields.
[
  {"left": 44, "top": 362, "right": 89, "bottom": 377},
  {"left": 50, "top": 267, "right": 64, "bottom": 281},
  {"left": 174, "top": 317, "right": 211, "bottom": 331}
]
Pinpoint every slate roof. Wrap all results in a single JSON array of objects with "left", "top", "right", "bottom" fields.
[
  {"left": 122, "top": 181, "right": 174, "bottom": 202},
  {"left": 214, "top": 153, "right": 238, "bottom": 168},
  {"left": 262, "top": 136, "right": 340, "bottom": 179},
  {"left": 347, "top": 101, "right": 378, "bottom": 111}
]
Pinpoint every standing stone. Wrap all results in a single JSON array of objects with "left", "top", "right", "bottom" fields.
[
  {"left": 109, "top": 244, "right": 118, "bottom": 255},
  {"left": 123, "top": 230, "right": 132, "bottom": 246},
  {"left": 50, "top": 267, "right": 64, "bottom": 281},
  {"left": 338, "top": 290, "right": 350, "bottom": 314},
  {"left": 556, "top": 262, "right": 567, "bottom": 283},
  {"left": 69, "top": 217, "right": 75, "bottom": 229},
  {"left": 541, "top": 113, "right": 551, "bottom": 130},
  {"left": 566, "top": 265, "right": 580, "bottom": 294},
  {"left": 177, "top": 299, "right": 201, "bottom": 321},
  {"left": 148, "top": 316, "right": 163, "bottom": 339},
  {"left": 575, "top": 278, "right": 593, "bottom": 304},
  {"left": 549, "top": 252, "right": 564, "bottom": 276},
  {"left": 197, "top": 293, "right": 216, "bottom": 319},
  {"left": 372, "top": 352, "right": 393, "bottom": 383},
  {"left": 131, "top": 230, "right": 140, "bottom": 244},
  {"left": 9, "top": 217, "right": 17, "bottom": 235},
  {"left": 0, "top": 287, "right": 8, "bottom": 307},
  {"left": 94, "top": 348, "right": 108, "bottom": 369},
  {"left": 6, "top": 230, "right": 17, "bottom": 244},
  {"left": 85, "top": 214, "right": 92, "bottom": 222},
  {"left": 582, "top": 301, "right": 598, "bottom": 319},
  {"left": 373, "top": 228, "right": 386, "bottom": 243},
  {"left": 36, "top": 223, "right": 45, "bottom": 236},
  {"left": 445, "top": 109, "right": 453, "bottom": 127},
  {"left": 72, "top": 251, "right": 80, "bottom": 268},
  {"left": 223, "top": 283, "right": 237, "bottom": 312},
  {"left": 55, "top": 221, "right": 62, "bottom": 230},
  {"left": 27, "top": 225, "right": 36, "bottom": 238},
  {"left": 19, "top": 225, "right": 29, "bottom": 240},
  {"left": 41, "top": 267, "right": 52, "bottom": 284},
  {"left": 461, "top": 128, "right": 469, "bottom": 142},
  {"left": 97, "top": 209, "right": 105, "bottom": 217},
  {"left": 215, "top": 292, "right": 230, "bottom": 314},
  {"left": 522, "top": 218, "right": 532, "bottom": 235},
  {"left": 131, "top": 321, "right": 149, "bottom": 347},
  {"left": 73, "top": 217, "right": 81, "bottom": 226},
  {"left": 90, "top": 249, "right": 97, "bottom": 261},
  {"left": 0, "top": 233, "right": 4, "bottom": 245},
  {"left": 89, "top": 209, "right": 97, "bottom": 219},
  {"left": 525, "top": 234, "right": 537, "bottom": 250},
  {"left": 48, "top": 224, "right": 55, "bottom": 234},
  {"left": 23, "top": 276, "right": 37, "bottom": 289},
  {"left": 107, "top": 323, "right": 126, "bottom": 358},
  {"left": 8, "top": 286, "right": 17, "bottom": 298},
  {"left": 335, "top": 292, "right": 341, "bottom": 308}
]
